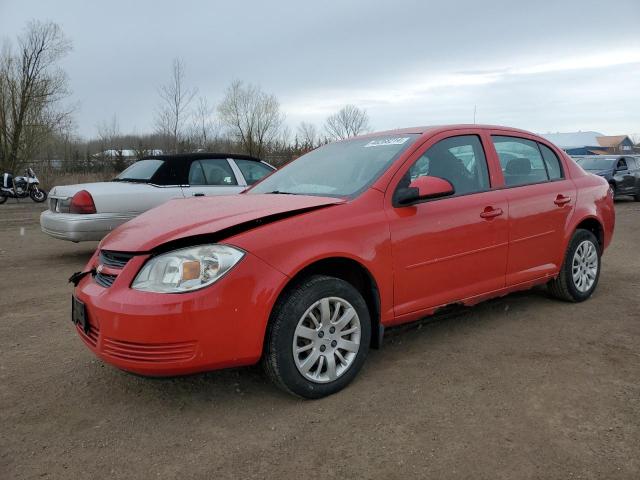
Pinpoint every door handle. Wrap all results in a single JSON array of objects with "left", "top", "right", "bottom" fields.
[
  {"left": 554, "top": 195, "right": 571, "bottom": 206},
  {"left": 193, "top": 192, "right": 205, "bottom": 197},
  {"left": 480, "top": 207, "right": 503, "bottom": 219}
]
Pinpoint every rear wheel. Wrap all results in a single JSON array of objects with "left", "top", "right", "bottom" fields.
[
  {"left": 263, "top": 275, "right": 371, "bottom": 399},
  {"left": 548, "top": 229, "right": 601, "bottom": 302},
  {"left": 0, "top": 195, "right": 6, "bottom": 204}
]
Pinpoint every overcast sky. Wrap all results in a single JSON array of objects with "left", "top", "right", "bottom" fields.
[{"left": 1, "top": 0, "right": 639, "bottom": 139}]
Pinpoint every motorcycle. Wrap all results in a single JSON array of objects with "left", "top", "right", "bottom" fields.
[{"left": 0, "top": 167, "right": 48, "bottom": 204}]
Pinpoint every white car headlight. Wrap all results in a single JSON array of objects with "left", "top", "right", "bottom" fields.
[{"left": 132, "top": 244, "right": 245, "bottom": 293}]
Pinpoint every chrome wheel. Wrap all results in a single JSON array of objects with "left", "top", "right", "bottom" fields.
[
  {"left": 572, "top": 240, "right": 598, "bottom": 293},
  {"left": 293, "top": 296, "right": 361, "bottom": 384}
]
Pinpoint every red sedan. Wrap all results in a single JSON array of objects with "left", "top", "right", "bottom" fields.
[{"left": 71, "top": 125, "right": 615, "bottom": 398}]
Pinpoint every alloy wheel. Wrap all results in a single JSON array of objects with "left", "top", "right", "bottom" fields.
[
  {"left": 571, "top": 240, "right": 598, "bottom": 293},
  {"left": 292, "top": 296, "right": 361, "bottom": 383}
]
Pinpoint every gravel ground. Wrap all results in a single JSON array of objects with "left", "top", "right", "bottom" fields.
[{"left": 0, "top": 199, "right": 638, "bottom": 479}]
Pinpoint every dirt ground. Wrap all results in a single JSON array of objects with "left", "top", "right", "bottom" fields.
[{"left": 0, "top": 198, "right": 638, "bottom": 479}]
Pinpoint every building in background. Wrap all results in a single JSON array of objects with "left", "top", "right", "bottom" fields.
[{"left": 541, "top": 132, "right": 638, "bottom": 155}]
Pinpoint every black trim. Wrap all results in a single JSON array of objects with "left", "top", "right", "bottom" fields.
[{"left": 141, "top": 152, "right": 263, "bottom": 162}]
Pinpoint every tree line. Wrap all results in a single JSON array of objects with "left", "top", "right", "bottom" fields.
[{"left": 0, "top": 20, "right": 371, "bottom": 175}]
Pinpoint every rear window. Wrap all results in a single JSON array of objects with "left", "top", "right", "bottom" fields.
[
  {"left": 235, "top": 159, "right": 274, "bottom": 185},
  {"left": 115, "top": 159, "right": 164, "bottom": 182}
]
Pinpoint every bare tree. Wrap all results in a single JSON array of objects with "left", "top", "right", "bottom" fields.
[
  {"left": 324, "top": 104, "right": 371, "bottom": 141},
  {"left": 97, "top": 114, "right": 128, "bottom": 171},
  {"left": 297, "top": 121, "right": 319, "bottom": 150},
  {"left": 190, "top": 96, "right": 218, "bottom": 150},
  {"left": 217, "top": 80, "right": 285, "bottom": 158},
  {"left": 154, "top": 58, "right": 197, "bottom": 153},
  {"left": 0, "top": 20, "right": 73, "bottom": 173}
]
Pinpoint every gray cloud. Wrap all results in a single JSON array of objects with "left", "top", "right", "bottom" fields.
[{"left": 1, "top": 0, "right": 639, "bottom": 138}]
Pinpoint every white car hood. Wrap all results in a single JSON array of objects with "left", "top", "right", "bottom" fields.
[{"left": 49, "top": 181, "right": 183, "bottom": 214}]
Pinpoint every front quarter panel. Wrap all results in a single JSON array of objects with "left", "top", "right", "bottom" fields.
[{"left": 226, "top": 189, "right": 395, "bottom": 324}]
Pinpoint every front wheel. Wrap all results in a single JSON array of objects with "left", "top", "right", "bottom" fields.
[
  {"left": 0, "top": 195, "right": 6, "bottom": 204},
  {"left": 30, "top": 189, "right": 47, "bottom": 202},
  {"left": 548, "top": 229, "right": 601, "bottom": 302},
  {"left": 263, "top": 275, "right": 371, "bottom": 399}
]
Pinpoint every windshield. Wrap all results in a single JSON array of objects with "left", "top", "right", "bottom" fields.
[
  {"left": 249, "top": 134, "right": 419, "bottom": 197},
  {"left": 578, "top": 158, "right": 616, "bottom": 170},
  {"left": 115, "top": 159, "right": 164, "bottom": 181}
]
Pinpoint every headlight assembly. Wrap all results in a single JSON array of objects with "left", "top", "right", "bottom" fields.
[{"left": 132, "top": 244, "right": 244, "bottom": 293}]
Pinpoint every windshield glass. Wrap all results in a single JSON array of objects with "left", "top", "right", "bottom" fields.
[
  {"left": 578, "top": 158, "right": 616, "bottom": 170},
  {"left": 249, "top": 134, "right": 419, "bottom": 196},
  {"left": 115, "top": 159, "right": 164, "bottom": 181}
]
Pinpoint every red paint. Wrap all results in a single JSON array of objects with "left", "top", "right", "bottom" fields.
[{"left": 75, "top": 125, "right": 615, "bottom": 376}]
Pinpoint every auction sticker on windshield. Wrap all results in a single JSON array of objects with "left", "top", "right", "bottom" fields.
[{"left": 364, "top": 137, "right": 411, "bottom": 147}]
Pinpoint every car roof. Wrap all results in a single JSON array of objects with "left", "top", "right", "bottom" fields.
[
  {"left": 355, "top": 124, "right": 538, "bottom": 138},
  {"left": 141, "top": 152, "right": 263, "bottom": 162}
]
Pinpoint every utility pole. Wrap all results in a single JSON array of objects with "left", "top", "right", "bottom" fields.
[{"left": 473, "top": 105, "right": 477, "bottom": 124}]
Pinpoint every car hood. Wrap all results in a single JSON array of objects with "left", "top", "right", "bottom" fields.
[
  {"left": 584, "top": 169, "right": 611, "bottom": 177},
  {"left": 100, "top": 194, "right": 345, "bottom": 252}
]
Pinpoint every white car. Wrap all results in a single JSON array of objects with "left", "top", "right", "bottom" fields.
[{"left": 40, "top": 153, "right": 275, "bottom": 242}]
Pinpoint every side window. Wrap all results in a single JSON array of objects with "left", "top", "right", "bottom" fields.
[
  {"left": 403, "top": 135, "right": 490, "bottom": 196},
  {"left": 616, "top": 158, "right": 627, "bottom": 171},
  {"left": 189, "top": 159, "right": 237, "bottom": 186},
  {"left": 188, "top": 161, "right": 207, "bottom": 185},
  {"left": 538, "top": 143, "right": 563, "bottom": 180},
  {"left": 492, "top": 136, "right": 548, "bottom": 186},
  {"left": 234, "top": 159, "right": 274, "bottom": 185}
]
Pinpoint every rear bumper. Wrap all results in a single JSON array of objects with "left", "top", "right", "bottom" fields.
[{"left": 40, "top": 210, "right": 135, "bottom": 242}]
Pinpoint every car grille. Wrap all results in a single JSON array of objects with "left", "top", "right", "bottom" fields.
[
  {"left": 102, "top": 338, "right": 197, "bottom": 363},
  {"left": 100, "top": 250, "right": 135, "bottom": 269},
  {"left": 94, "top": 272, "right": 117, "bottom": 288},
  {"left": 93, "top": 250, "right": 137, "bottom": 288}
]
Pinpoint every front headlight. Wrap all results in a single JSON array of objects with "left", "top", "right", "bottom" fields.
[{"left": 132, "top": 244, "right": 245, "bottom": 293}]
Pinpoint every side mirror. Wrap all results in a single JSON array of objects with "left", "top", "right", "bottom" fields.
[{"left": 396, "top": 176, "right": 455, "bottom": 206}]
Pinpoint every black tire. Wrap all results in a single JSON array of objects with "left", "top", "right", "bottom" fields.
[
  {"left": 30, "top": 189, "right": 47, "bottom": 202},
  {"left": 548, "top": 229, "right": 601, "bottom": 302},
  {"left": 0, "top": 195, "right": 6, "bottom": 204},
  {"left": 263, "top": 275, "right": 371, "bottom": 399},
  {"left": 633, "top": 193, "right": 640, "bottom": 202}
]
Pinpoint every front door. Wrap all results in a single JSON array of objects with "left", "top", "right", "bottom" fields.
[{"left": 387, "top": 133, "right": 509, "bottom": 318}]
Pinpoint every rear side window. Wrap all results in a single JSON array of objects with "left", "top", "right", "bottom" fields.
[
  {"left": 492, "top": 136, "right": 549, "bottom": 186},
  {"left": 188, "top": 159, "right": 237, "bottom": 186},
  {"left": 404, "top": 135, "right": 490, "bottom": 196},
  {"left": 234, "top": 159, "right": 274, "bottom": 185},
  {"left": 539, "top": 143, "right": 563, "bottom": 180}
]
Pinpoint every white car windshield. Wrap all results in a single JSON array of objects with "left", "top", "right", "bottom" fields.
[
  {"left": 249, "top": 134, "right": 419, "bottom": 197},
  {"left": 115, "top": 159, "right": 164, "bottom": 182}
]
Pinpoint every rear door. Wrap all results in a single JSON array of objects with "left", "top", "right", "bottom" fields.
[
  {"left": 628, "top": 157, "right": 640, "bottom": 195},
  {"left": 615, "top": 157, "right": 637, "bottom": 194},
  {"left": 181, "top": 158, "right": 245, "bottom": 197},
  {"left": 386, "top": 131, "right": 509, "bottom": 317},
  {"left": 488, "top": 133, "right": 576, "bottom": 286}
]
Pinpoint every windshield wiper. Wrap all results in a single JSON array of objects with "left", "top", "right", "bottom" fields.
[{"left": 264, "top": 190, "right": 299, "bottom": 195}]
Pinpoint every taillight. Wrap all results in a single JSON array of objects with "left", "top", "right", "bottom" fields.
[{"left": 70, "top": 190, "right": 96, "bottom": 214}]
